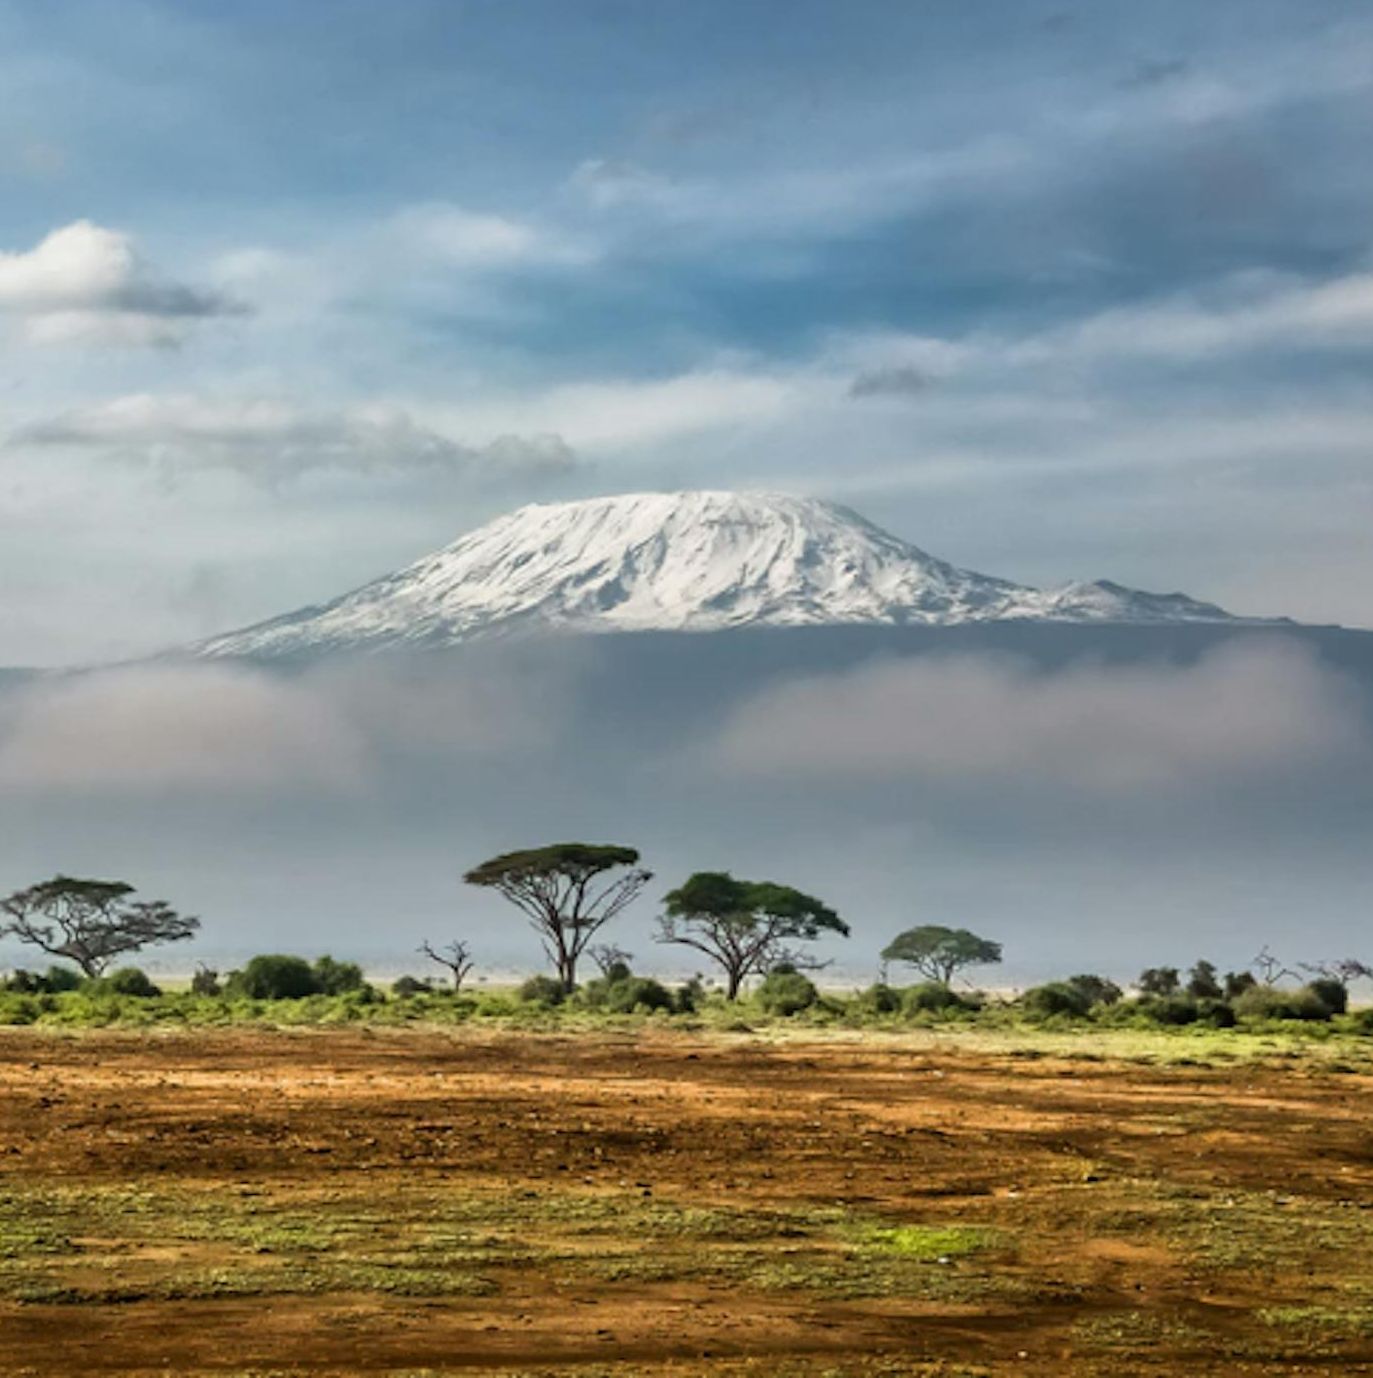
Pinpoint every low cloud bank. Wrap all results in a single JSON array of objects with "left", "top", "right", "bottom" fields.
[
  {"left": 706, "top": 641, "right": 1368, "bottom": 792},
  {"left": 0, "top": 656, "right": 563, "bottom": 798}
]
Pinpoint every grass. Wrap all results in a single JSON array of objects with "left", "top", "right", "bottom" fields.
[{"left": 0, "top": 1179, "right": 1009, "bottom": 1307}]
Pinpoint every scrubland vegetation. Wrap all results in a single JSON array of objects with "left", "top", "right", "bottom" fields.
[
  {"left": 3, "top": 848, "right": 1366, "bottom": 1041},
  {"left": 2, "top": 952, "right": 1369, "bottom": 1042}
]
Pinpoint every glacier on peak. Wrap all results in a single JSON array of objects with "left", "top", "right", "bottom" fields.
[{"left": 193, "top": 490, "right": 1266, "bottom": 659}]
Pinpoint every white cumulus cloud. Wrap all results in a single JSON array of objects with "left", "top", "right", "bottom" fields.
[{"left": 0, "top": 220, "right": 243, "bottom": 347}]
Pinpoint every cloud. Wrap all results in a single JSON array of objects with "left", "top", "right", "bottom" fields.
[
  {"left": 0, "top": 220, "right": 244, "bottom": 346},
  {"left": 0, "top": 656, "right": 565, "bottom": 799},
  {"left": 1010, "top": 270, "right": 1373, "bottom": 365},
  {"left": 387, "top": 203, "right": 589, "bottom": 268},
  {"left": 1117, "top": 58, "right": 1190, "bottom": 91},
  {"left": 706, "top": 641, "right": 1368, "bottom": 793},
  {"left": 10, "top": 394, "right": 579, "bottom": 486},
  {"left": 442, "top": 368, "right": 802, "bottom": 451},
  {"left": 0, "top": 666, "right": 367, "bottom": 795},
  {"left": 848, "top": 365, "right": 934, "bottom": 400}
]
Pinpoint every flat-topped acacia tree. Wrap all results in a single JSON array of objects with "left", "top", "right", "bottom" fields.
[
  {"left": 881, "top": 925, "right": 1001, "bottom": 987},
  {"left": 0, "top": 875, "right": 199, "bottom": 979},
  {"left": 657, "top": 872, "right": 849, "bottom": 999},
  {"left": 463, "top": 843, "right": 651, "bottom": 994}
]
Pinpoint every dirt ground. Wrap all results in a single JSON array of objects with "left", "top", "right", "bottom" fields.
[{"left": 3, "top": 1026, "right": 1373, "bottom": 1376}]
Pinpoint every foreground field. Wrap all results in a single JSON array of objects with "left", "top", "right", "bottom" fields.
[{"left": 3, "top": 1028, "right": 1373, "bottom": 1375}]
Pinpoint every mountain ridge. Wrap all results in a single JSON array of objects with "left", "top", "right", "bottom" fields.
[{"left": 193, "top": 490, "right": 1279, "bottom": 659}]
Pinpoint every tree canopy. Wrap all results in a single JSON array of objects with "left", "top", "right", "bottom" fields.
[
  {"left": 0, "top": 876, "right": 198, "bottom": 979},
  {"left": 657, "top": 871, "right": 848, "bottom": 999},
  {"left": 463, "top": 843, "right": 650, "bottom": 993},
  {"left": 880, "top": 925, "right": 1001, "bottom": 986}
]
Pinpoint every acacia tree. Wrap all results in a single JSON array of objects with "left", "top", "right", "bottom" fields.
[
  {"left": 0, "top": 876, "right": 199, "bottom": 979},
  {"left": 656, "top": 872, "right": 849, "bottom": 1000},
  {"left": 882, "top": 925, "right": 1001, "bottom": 986},
  {"left": 419, "top": 938, "right": 476, "bottom": 992},
  {"left": 463, "top": 844, "right": 650, "bottom": 993}
]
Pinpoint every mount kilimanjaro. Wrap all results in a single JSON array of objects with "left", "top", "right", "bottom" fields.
[{"left": 194, "top": 490, "right": 1274, "bottom": 661}]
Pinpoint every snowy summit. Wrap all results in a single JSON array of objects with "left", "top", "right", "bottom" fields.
[{"left": 195, "top": 490, "right": 1257, "bottom": 658}]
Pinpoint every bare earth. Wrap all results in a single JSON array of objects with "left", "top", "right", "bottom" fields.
[{"left": 3, "top": 1026, "right": 1373, "bottom": 1376}]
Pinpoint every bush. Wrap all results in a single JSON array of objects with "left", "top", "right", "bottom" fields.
[
  {"left": 1134, "top": 994, "right": 1201, "bottom": 1026},
  {"left": 1186, "top": 960, "right": 1224, "bottom": 1000},
  {"left": 391, "top": 975, "right": 433, "bottom": 999},
  {"left": 2, "top": 965, "right": 82, "bottom": 995},
  {"left": 517, "top": 974, "right": 567, "bottom": 1006},
  {"left": 1224, "top": 970, "right": 1258, "bottom": 999},
  {"left": 98, "top": 967, "right": 161, "bottom": 998},
  {"left": 756, "top": 967, "right": 818, "bottom": 1016},
  {"left": 227, "top": 955, "right": 323, "bottom": 1000},
  {"left": 190, "top": 965, "right": 221, "bottom": 997},
  {"left": 1196, "top": 997, "right": 1237, "bottom": 1028},
  {"left": 312, "top": 955, "right": 366, "bottom": 996},
  {"left": 857, "top": 982, "right": 903, "bottom": 1015},
  {"left": 1021, "top": 982, "right": 1091, "bottom": 1018},
  {"left": 1307, "top": 978, "right": 1348, "bottom": 1016},
  {"left": 1065, "top": 974, "right": 1122, "bottom": 1007},
  {"left": 1138, "top": 967, "right": 1180, "bottom": 996},
  {"left": 601, "top": 976, "right": 674, "bottom": 1014},
  {"left": 1348, "top": 1007, "right": 1373, "bottom": 1034},
  {"left": 1234, "top": 984, "right": 1335, "bottom": 1022},
  {"left": 902, "top": 981, "right": 965, "bottom": 1014},
  {"left": 674, "top": 976, "right": 705, "bottom": 1014}
]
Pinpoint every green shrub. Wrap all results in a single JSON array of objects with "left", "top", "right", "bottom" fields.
[
  {"left": 1347, "top": 1007, "right": 1373, "bottom": 1034},
  {"left": 190, "top": 965, "right": 221, "bottom": 997},
  {"left": 517, "top": 974, "right": 567, "bottom": 1006},
  {"left": 1196, "top": 997, "right": 1237, "bottom": 1028},
  {"left": 674, "top": 975, "right": 705, "bottom": 1014},
  {"left": 0, "top": 994, "right": 41, "bottom": 1025},
  {"left": 1138, "top": 967, "right": 1180, "bottom": 996},
  {"left": 857, "top": 982, "right": 903, "bottom": 1015},
  {"left": 601, "top": 976, "right": 674, "bottom": 1014},
  {"left": 1307, "top": 978, "right": 1348, "bottom": 1016},
  {"left": 226, "top": 955, "right": 323, "bottom": 1000},
  {"left": 1064, "top": 973, "right": 1122, "bottom": 1007},
  {"left": 1224, "top": 970, "right": 1258, "bottom": 999},
  {"left": 95, "top": 967, "right": 161, "bottom": 998},
  {"left": 391, "top": 975, "right": 432, "bottom": 998},
  {"left": 1234, "top": 984, "right": 1335, "bottom": 1022},
  {"left": 1021, "top": 981, "right": 1092, "bottom": 1018},
  {"left": 1135, "top": 994, "right": 1201, "bottom": 1026},
  {"left": 756, "top": 966, "right": 818, "bottom": 1016},
  {"left": 902, "top": 981, "right": 965, "bottom": 1014},
  {"left": 2, "top": 965, "right": 83, "bottom": 995},
  {"left": 312, "top": 955, "right": 366, "bottom": 995}
]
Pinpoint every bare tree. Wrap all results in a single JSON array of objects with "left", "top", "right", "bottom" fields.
[
  {"left": 588, "top": 943, "right": 633, "bottom": 977},
  {"left": 1251, "top": 946, "right": 1300, "bottom": 987},
  {"left": 419, "top": 938, "right": 476, "bottom": 992},
  {"left": 1, "top": 876, "right": 198, "bottom": 979},
  {"left": 464, "top": 844, "right": 651, "bottom": 993},
  {"left": 1300, "top": 958, "right": 1373, "bottom": 986}
]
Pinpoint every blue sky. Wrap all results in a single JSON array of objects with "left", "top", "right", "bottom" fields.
[{"left": 2, "top": 0, "right": 1373, "bottom": 663}]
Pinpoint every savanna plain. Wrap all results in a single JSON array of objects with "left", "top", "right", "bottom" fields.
[{"left": 4, "top": 1022, "right": 1373, "bottom": 1376}]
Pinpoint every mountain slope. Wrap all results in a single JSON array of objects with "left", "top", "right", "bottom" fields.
[{"left": 193, "top": 490, "right": 1268, "bottom": 659}]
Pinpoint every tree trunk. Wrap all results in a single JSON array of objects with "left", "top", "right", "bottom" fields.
[{"left": 726, "top": 967, "right": 743, "bottom": 1000}]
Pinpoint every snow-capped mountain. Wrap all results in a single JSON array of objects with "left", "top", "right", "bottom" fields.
[{"left": 194, "top": 490, "right": 1263, "bottom": 659}]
